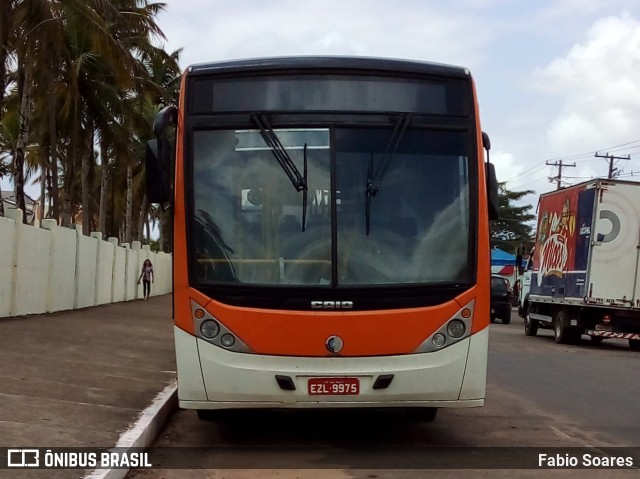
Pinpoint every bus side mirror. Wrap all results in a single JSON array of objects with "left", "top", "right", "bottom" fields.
[
  {"left": 482, "top": 132, "right": 499, "bottom": 221},
  {"left": 146, "top": 139, "right": 169, "bottom": 206},
  {"left": 486, "top": 162, "right": 500, "bottom": 221},
  {"left": 146, "top": 106, "right": 177, "bottom": 208},
  {"left": 482, "top": 131, "right": 491, "bottom": 151}
]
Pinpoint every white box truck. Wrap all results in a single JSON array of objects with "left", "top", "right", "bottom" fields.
[{"left": 518, "top": 179, "right": 640, "bottom": 350}]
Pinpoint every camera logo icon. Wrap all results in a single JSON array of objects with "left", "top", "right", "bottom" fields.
[{"left": 7, "top": 449, "right": 40, "bottom": 468}]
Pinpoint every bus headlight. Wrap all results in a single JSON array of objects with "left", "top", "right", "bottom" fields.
[
  {"left": 447, "top": 319, "right": 466, "bottom": 339},
  {"left": 412, "top": 300, "right": 474, "bottom": 353},
  {"left": 221, "top": 334, "right": 236, "bottom": 348},
  {"left": 191, "top": 299, "right": 253, "bottom": 353},
  {"left": 200, "top": 320, "right": 220, "bottom": 339},
  {"left": 432, "top": 333, "right": 446, "bottom": 348}
]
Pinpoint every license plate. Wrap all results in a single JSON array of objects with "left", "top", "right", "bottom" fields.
[
  {"left": 596, "top": 324, "right": 613, "bottom": 331},
  {"left": 308, "top": 377, "right": 359, "bottom": 395}
]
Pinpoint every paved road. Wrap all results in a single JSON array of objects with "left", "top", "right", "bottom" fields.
[
  {"left": 4, "top": 301, "right": 635, "bottom": 479},
  {"left": 0, "top": 295, "right": 176, "bottom": 479},
  {"left": 127, "top": 310, "right": 640, "bottom": 479},
  {"left": 489, "top": 315, "right": 640, "bottom": 447}
]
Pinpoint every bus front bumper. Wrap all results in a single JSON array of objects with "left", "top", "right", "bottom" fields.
[{"left": 175, "top": 326, "right": 487, "bottom": 410}]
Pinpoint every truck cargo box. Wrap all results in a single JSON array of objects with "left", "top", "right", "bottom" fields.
[{"left": 530, "top": 179, "right": 640, "bottom": 310}]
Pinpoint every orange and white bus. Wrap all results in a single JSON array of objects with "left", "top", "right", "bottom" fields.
[{"left": 148, "top": 56, "right": 498, "bottom": 421}]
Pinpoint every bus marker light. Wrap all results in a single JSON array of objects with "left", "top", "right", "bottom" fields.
[
  {"left": 275, "top": 375, "right": 296, "bottom": 391},
  {"left": 194, "top": 309, "right": 205, "bottom": 319},
  {"left": 200, "top": 320, "right": 220, "bottom": 339},
  {"left": 372, "top": 374, "right": 394, "bottom": 390},
  {"left": 433, "top": 333, "right": 446, "bottom": 348},
  {"left": 447, "top": 320, "right": 466, "bottom": 339},
  {"left": 461, "top": 308, "right": 472, "bottom": 319},
  {"left": 221, "top": 334, "right": 236, "bottom": 347}
]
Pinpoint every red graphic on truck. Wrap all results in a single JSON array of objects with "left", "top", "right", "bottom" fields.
[{"left": 534, "top": 193, "right": 578, "bottom": 287}]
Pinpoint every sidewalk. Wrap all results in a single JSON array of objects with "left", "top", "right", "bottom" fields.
[{"left": 0, "top": 295, "right": 176, "bottom": 477}]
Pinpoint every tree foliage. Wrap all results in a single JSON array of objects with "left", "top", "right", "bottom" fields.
[
  {"left": 490, "top": 182, "right": 536, "bottom": 253},
  {"left": 0, "top": 0, "right": 180, "bottom": 251}
]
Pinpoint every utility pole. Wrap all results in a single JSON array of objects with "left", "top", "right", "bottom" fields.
[
  {"left": 546, "top": 160, "right": 576, "bottom": 190},
  {"left": 595, "top": 152, "right": 630, "bottom": 178}
]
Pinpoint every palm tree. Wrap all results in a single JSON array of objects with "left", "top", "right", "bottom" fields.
[
  {"left": 4, "top": 0, "right": 69, "bottom": 223},
  {"left": 62, "top": 0, "right": 174, "bottom": 236},
  {"left": 0, "top": 0, "right": 19, "bottom": 120},
  {"left": 0, "top": 104, "right": 20, "bottom": 217},
  {"left": 1, "top": 0, "right": 179, "bottom": 239}
]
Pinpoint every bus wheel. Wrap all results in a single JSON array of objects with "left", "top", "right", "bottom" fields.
[
  {"left": 524, "top": 307, "right": 538, "bottom": 336},
  {"left": 406, "top": 407, "right": 438, "bottom": 422},
  {"left": 629, "top": 339, "right": 640, "bottom": 351},
  {"left": 197, "top": 409, "right": 223, "bottom": 421}
]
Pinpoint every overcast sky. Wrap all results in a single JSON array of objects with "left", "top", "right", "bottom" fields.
[
  {"left": 152, "top": 0, "right": 640, "bottom": 208},
  {"left": 6, "top": 0, "right": 640, "bottom": 211}
]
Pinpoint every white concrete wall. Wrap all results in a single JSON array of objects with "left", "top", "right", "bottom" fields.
[
  {"left": 12, "top": 212, "right": 51, "bottom": 316},
  {"left": 154, "top": 252, "right": 172, "bottom": 294},
  {"left": 0, "top": 209, "right": 172, "bottom": 318},
  {"left": 124, "top": 243, "right": 140, "bottom": 301},
  {"left": 95, "top": 234, "right": 115, "bottom": 306},
  {"left": 0, "top": 215, "right": 16, "bottom": 317},
  {"left": 42, "top": 219, "right": 77, "bottom": 312},
  {"left": 76, "top": 228, "right": 99, "bottom": 309},
  {"left": 110, "top": 237, "right": 126, "bottom": 303}
]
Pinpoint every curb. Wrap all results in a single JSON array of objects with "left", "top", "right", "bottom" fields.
[{"left": 84, "top": 381, "right": 178, "bottom": 479}]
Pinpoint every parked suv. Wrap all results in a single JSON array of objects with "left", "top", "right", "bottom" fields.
[{"left": 490, "top": 275, "right": 512, "bottom": 324}]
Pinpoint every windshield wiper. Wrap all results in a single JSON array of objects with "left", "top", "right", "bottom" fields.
[
  {"left": 302, "top": 143, "right": 308, "bottom": 232},
  {"left": 365, "top": 113, "right": 411, "bottom": 235},
  {"left": 251, "top": 114, "right": 308, "bottom": 231}
]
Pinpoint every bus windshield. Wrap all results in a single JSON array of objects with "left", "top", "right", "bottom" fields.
[{"left": 191, "top": 124, "right": 472, "bottom": 287}]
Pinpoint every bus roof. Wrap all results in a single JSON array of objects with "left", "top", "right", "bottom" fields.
[{"left": 187, "top": 56, "right": 471, "bottom": 79}]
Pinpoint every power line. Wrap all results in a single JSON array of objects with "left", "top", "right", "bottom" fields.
[
  {"left": 546, "top": 160, "right": 575, "bottom": 190},
  {"left": 595, "top": 151, "right": 630, "bottom": 178},
  {"left": 550, "top": 139, "right": 640, "bottom": 162},
  {"left": 503, "top": 161, "right": 548, "bottom": 182},
  {"left": 503, "top": 138, "right": 640, "bottom": 183},
  {"left": 508, "top": 171, "right": 550, "bottom": 191}
]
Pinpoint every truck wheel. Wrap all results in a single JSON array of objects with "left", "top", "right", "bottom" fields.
[
  {"left": 554, "top": 311, "right": 580, "bottom": 344},
  {"left": 524, "top": 307, "right": 538, "bottom": 336},
  {"left": 629, "top": 339, "right": 640, "bottom": 351},
  {"left": 554, "top": 312, "right": 567, "bottom": 343}
]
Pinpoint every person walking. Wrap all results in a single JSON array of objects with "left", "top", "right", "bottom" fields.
[{"left": 138, "top": 259, "right": 154, "bottom": 301}]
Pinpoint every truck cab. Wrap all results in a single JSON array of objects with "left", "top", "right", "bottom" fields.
[{"left": 517, "top": 250, "right": 533, "bottom": 318}]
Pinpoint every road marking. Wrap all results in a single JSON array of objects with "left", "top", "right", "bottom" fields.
[
  {"left": 550, "top": 426, "right": 572, "bottom": 440},
  {"left": 84, "top": 381, "right": 177, "bottom": 479}
]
